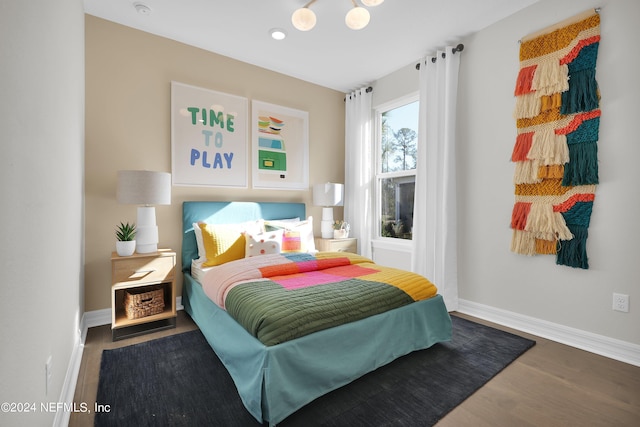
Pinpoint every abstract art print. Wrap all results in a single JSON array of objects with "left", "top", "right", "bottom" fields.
[{"left": 251, "top": 100, "right": 309, "bottom": 190}]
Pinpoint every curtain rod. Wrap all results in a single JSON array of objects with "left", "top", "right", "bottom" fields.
[
  {"left": 344, "top": 86, "right": 372, "bottom": 101},
  {"left": 415, "top": 44, "right": 464, "bottom": 70}
]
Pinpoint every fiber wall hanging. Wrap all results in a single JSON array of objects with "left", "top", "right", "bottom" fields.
[{"left": 510, "top": 9, "right": 601, "bottom": 269}]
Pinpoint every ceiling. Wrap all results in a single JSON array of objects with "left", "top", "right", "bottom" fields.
[{"left": 83, "top": 0, "right": 539, "bottom": 93}]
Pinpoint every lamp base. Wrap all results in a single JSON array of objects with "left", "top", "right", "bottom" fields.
[
  {"left": 136, "top": 206, "right": 159, "bottom": 254},
  {"left": 136, "top": 242, "right": 158, "bottom": 254},
  {"left": 320, "top": 207, "right": 334, "bottom": 239}
]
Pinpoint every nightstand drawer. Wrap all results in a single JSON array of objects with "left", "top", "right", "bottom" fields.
[
  {"left": 330, "top": 239, "right": 357, "bottom": 253},
  {"left": 314, "top": 237, "right": 358, "bottom": 254},
  {"left": 112, "top": 255, "right": 175, "bottom": 286}
]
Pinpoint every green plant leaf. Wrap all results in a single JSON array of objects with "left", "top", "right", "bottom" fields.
[{"left": 115, "top": 222, "right": 136, "bottom": 241}]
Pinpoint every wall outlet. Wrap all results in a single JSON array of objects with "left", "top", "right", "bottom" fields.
[
  {"left": 45, "top": 355, "right": 52, "bottom": 395},
  {"left": 612, "top": 293, "right": 629, "bottom": 313}
]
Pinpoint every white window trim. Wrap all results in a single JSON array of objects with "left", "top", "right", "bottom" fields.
[{"left": 373, "top": 91, "right": 419, "bottom": 241}]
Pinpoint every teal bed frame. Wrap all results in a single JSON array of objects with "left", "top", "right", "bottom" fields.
[{"left": 181, "top": 201, "right": 452, "bottom": 426}]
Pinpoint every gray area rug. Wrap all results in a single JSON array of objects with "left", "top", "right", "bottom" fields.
[{"left": 95, "top": 315, "right": 535, "bottom": 426}]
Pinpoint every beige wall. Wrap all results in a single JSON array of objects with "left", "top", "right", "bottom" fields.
[{"left": 85, "top": 15, "right": 346, "bottom": 311}]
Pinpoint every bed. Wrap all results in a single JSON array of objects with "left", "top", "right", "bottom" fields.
[{"left": 181, "top": 201, "right": 452, "bottom": 426}]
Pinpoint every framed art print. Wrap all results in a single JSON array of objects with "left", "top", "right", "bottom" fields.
[
  {"left": 251, "top": 100, "right": 309, "bottom": 190},
  {"left": 171, "top": 81, "right": 248, "bottom": 188}
]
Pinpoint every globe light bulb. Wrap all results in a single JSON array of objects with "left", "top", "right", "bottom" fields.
[
  {"left": 345, "top": 6, "right": 370, "bottom": 30},
  {"left": 292, "top": 7, "right": 317, "bottom": 31}
]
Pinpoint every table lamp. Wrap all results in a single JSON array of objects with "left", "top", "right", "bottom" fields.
[
  {"left": 117, "top": 170, "right": 171, "bottom": 253},
  {"left": 313, "top": 182, "right": 344, "bottom": 238}
]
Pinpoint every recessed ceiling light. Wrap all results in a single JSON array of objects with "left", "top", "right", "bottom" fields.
[
  {"left": 270, "top": 28, "right": 287, "bottom": 41},
  {"left": 134, "top": 2, "right": 152, "bottom": 15}
]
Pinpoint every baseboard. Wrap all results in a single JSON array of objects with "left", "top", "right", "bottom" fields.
[
  {"left": 55, "top": 297, "right": 184, "bottom": 427},
  {"left": 53, "top": 325, "right": 84, "bottom": 427},
  {"left": 457, "top": 299, "right": 640, "bottom": 367}
]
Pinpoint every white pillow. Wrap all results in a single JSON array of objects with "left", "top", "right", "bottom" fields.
[
  {"left": 267, "top": 217, "right": 300, "bottom": 224},
  {"left": 193, "top": 222, "right": 206, "bottom": 263},
  {"left": 265, "top": 216, "right": 316, "bottom": 254},
  {"left": 245, "top": 229, "right": 283, "bottom": 257}
]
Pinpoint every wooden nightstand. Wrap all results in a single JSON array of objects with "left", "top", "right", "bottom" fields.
[
  {"left": 314, "top": 237, "right": 358, "bottom": 254},
  {"left": 111, "top": 249, "right": 177, "bottom": 341}
]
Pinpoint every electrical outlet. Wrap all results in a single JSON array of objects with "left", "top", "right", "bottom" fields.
[
  {"left": 45, "top": 355, "right": 52, "bottom": 395},
  {"left": 612, "top": 293, "right": 629, "bottom": 313}
]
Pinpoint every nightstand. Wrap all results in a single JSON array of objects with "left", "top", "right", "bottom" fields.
[
  {"left": 314, "top": 237, "right": 358, "bottom": 254},
  {"left": 111, "top": 249, "right": 177, "bottom": 341}
]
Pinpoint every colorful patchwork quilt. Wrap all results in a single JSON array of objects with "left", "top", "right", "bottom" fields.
[{"left": 200, "top": 252, "right": 439, "bottom": 346}]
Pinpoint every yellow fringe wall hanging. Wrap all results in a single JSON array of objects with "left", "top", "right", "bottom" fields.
[{"left": 510, "top": 10, "right": 600, "bottom": 269}]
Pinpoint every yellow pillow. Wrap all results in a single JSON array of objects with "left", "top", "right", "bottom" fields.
[{"left": 198, "top": 223, "right": 247, "bottom": 267}]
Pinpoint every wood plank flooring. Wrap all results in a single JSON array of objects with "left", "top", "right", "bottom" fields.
[{"left": 70, "top": 311, "right": 640, "bottom": 426}]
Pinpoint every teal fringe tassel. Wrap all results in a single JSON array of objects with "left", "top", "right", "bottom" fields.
[
  {"left": 562, "top": 201, "right": 594, "bottom": 228},
  {"left": 561, "top": 69, "right": 599, "bottom": 114},
  {"left": 556, "top": 225, "right": 589, "bottom": 269},
  {"left": 562, "top": 141, "right": 599, "bottom": 186}
]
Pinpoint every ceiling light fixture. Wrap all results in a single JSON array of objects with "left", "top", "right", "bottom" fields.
[
  {"left": 270, "top": 28, "right": 287, "bottom": 40},
  {"left": 292, "top": 0, "right": 384, "bottom": 32}
]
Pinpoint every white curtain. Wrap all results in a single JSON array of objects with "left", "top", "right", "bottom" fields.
[
  {"left": 412, "top": 48, "right": 461, "bottom": 311},
  {"left": 344, "top": 87, "right": 373, "bottom": 259}
]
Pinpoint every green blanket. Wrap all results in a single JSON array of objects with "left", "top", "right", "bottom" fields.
[{"left": 209, "top": 252, "right": 438, "bottom": 346}]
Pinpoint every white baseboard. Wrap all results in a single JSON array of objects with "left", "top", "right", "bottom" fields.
[
  {"left": 457, "top": 299, "right": 640, "bottom": 367},
  {"left": 55, "top": 297, "right": 184, "bottom": 427},
  {"left": 53, "top": 326, "right": 84, "bottom": 427}
]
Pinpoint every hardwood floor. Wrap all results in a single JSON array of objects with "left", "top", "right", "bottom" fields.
[{"left": 70, "top": 311, "right": 640, "bottom": 426}]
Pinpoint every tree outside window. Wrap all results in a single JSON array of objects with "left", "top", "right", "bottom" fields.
[{"left": 376, "top": 98, "right": 419, "bottom": 240}]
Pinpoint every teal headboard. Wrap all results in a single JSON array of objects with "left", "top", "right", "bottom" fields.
[{"left": 181, "top": 201, "right": 306, "bottom": 273}]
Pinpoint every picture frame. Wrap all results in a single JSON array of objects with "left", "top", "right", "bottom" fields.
[
  {"left": 251, "top": 100, "right": 309, "bottom": 190},
  {"left": 171, "top": 81, "right": 248, "bottom": 188}
]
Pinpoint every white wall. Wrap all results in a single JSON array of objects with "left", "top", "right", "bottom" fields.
[
  {"left": 458, "top": 0, "right": 639, "bottom": 345},
  {"left": 373, "top": 0, "right": 639, "bottom": 348},
  {"left": 0, "top": 0, "right": 85, "bottom": 425}
]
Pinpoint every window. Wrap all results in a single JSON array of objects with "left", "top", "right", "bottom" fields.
[{"left": 375, "top": 95, "right": 419, "bottom": 240}]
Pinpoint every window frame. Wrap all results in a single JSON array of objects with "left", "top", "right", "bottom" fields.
[{"left": 373, "top": 92, "right": 419, "bottom": 243}]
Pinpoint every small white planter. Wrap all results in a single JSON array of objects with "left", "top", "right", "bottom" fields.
[
  {"left": 333, "top": 229, "right": 349, "bottom": 239},
  {"left": 116, "top": 240, "right": 136, "bottom": 256}
]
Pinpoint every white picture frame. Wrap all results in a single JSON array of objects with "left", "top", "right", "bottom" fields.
[
  {"left": 171, "top": 81, "right": 248, "bottom": 188},
  {"left": 251, "top": 100, "right": 309, "bottom": 190}
]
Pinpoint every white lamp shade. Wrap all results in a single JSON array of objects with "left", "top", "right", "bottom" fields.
[
  {"left": 313, "top": 182, "right": 344, "bottom": 207},
  {"left": 117, "top": 170, "right": 171, "bottom": 205}
]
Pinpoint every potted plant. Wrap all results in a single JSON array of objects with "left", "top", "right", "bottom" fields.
[{"left": 115, "top": 222, "right": 136, "bottom": 256}]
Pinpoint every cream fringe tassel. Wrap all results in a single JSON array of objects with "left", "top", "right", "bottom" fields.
[
  {"left": 525, "top": 202, "right": 573, "bottom": 241},
  {"left": 528, "top": 127, "right": 569, "bottom": 165}
]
